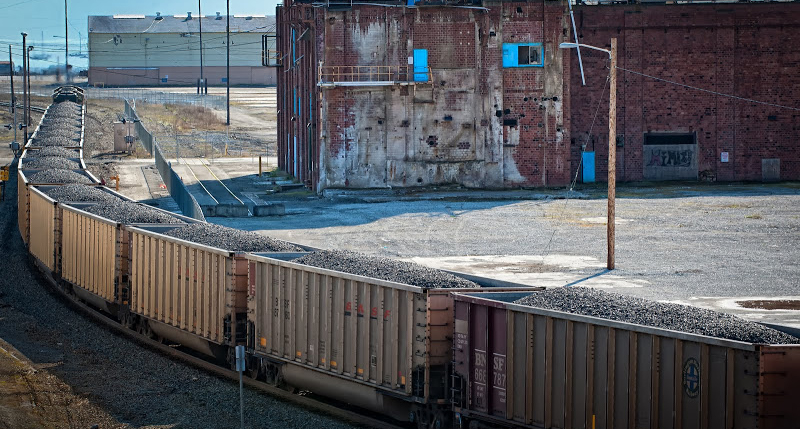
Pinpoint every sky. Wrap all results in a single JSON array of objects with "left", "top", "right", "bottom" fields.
[{"left": 0, "top": 0, "right": 280, "bottom": 70}]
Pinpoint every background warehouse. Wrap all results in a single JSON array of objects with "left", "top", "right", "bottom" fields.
[
  {"left": 277, "top": 0, "right": 800, "bottom": 192},
  {"left": 88, "top": 13, "right": 277, "bottom": 86}
]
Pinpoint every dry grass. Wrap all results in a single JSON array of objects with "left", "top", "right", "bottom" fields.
[{"left": 137, "top": 102, "right": 226, "bottom": 133}]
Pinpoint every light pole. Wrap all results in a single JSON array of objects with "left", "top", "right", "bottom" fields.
[
  {"left": 226, "top": 0, "right": 230, "bottom": 125},
  {"left": 64, "top": 0, "right": 69, "bottom": 83},
  {"left": 27, "top": 45, "right": 33, "bottom": 133},
  {"left": 198, "top": 0, "right": 204, "bottom": 94},
  {"left": 21, "top": 33, "right": 28, "bottom": 143},
  {"left": 8, "top": 45, "right": 17, "bottom": 146},
  {"left": 560, "top": 38, "right": 618, "bottom": 270}
]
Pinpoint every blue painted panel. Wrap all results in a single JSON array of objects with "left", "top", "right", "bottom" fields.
[
  {"left": 502, "top": 43, "right": 544, "bottom": 68},
  {"left": 291, "top": 28, "right": 296, "bottom": 63},
  {"left": 502, "top": 44, "right": 516, "bottom": 68},
  {"left": 413, "top": 49, "right": 428, "bottom": 82},
  {"left": 582, "top": 151, "right": 595, "bottom": 183}
]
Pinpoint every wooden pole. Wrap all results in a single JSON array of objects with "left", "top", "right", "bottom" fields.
[{"left": 607, "top": 38, "right": 617, "bottom": 270}]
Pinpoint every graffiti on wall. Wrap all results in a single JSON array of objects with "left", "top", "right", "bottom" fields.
[
  {"left": 643, "top": 144, "right": 697, "bottom": 180},
  {"left": 646, "top": 148, "right": 694, "bottom": 168}
]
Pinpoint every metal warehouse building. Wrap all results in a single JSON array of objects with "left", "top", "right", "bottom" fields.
[{"left": 88, "top": 13, "right": 277, "bottom": 87}]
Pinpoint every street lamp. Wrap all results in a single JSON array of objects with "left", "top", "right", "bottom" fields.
[{"left": 560, "top": 38, "right": 618, "bottom": 270}]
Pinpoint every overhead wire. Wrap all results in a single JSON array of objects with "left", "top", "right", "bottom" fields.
[{"left": 616, "top": 66, "right": 800, "bottom": 112}]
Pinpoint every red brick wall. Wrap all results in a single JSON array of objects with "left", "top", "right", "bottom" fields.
[{"left": 571, "top": 3, "right": 800, "bottom": 182}]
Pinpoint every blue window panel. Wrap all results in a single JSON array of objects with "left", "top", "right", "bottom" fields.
[
  {"left": 293, "top": 88, "right": 298, "bottom": 115},
  {"left": 502, "top": 43, "right": 544, "bottom": 68},
  {"left": 413, "top": 49, "right": 428, "bottom": 82},
  {"left": 582, "top": 151, "right": 595, "bottom": 183}
]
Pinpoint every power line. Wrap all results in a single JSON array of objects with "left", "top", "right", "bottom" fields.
[{"left": 617, "top": 66, "right": 800, "bottom": 112}]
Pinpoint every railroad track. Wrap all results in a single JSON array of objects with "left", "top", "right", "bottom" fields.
[
  {"left": 33, "top": 259, "right": 403, "bottom": 429},
  {"left": 0, "top": 101, "right": 47, "bottom": 113}
]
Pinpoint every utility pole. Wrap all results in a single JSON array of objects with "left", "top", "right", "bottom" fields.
[
  {"left": 226, "top": 0, "right": 230, "bottom": 125},
  {"left": 9, "top": 45, "right": 17, "bottom": 145},
  {"left": 198, "top": 0, "right": 204, "bottom": 94},
  {"left": 607, "top": 38, "right": 617, "bottom": 270},
  {"left": 21, "top": 33, "right": 28, "bottom": 143},
  {"left": 65, "top": 0, "right": 69, "bottom": 83}
]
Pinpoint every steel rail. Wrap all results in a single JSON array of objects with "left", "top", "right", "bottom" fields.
[
  {"left": 31, "top": 258, "right": 403, "bottom": 429},
  {"left": 0, "top": 101, "right": 46, "bottom": 113},
  {"left": 180, "top": 159, "right": 220, "bottom": 205},
  {"left": 201, "top": 160, "right": 248, "bottom": 206}
]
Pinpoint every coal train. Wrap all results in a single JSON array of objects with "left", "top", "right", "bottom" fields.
[{"left": 14, "top": 86, "right": 800, "bottom": 429}]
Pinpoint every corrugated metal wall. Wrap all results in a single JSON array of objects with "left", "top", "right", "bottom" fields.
[
  {"left": 61, "top": 206, "right": 119, "bottom": 303},
  {"left": 129, "top": 228, "right": 239, "bottom": 344}
]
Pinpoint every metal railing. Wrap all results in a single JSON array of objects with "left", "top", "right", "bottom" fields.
[{"left": 318, "top": 65, "right": 432, "bottom": 86}]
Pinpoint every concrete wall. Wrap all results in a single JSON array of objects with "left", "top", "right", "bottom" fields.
[
  {"left": 570, "top": 3, "right": 800, "bottom": 183},
  {"left": 278, "top": 1, "right": 571, "bottom": 192},
  {"left": 88, "top": 31, "right": 275, "bottom": 86}
]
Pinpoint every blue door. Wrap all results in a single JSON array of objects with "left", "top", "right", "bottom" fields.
[
  {"left": 413, "top": 49, "right": 428, "bottom": 82},
  {"left": 582, "top": 151, "right": 595, "bottom": 183}
]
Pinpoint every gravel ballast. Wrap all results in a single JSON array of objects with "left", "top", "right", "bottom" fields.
[
  {"left": 41, "top": 184, "right": 121, "bottom": 203},
  {"left": 84, "top": 201, "right": 184, "bottom": 224},
  {"left": 47, "top": 101, "right": 81, "bottom": 116},
  {"left": 28, "top": 169, "right": 92, "bottom": 184},
  {"left": 31, "top": 134, "right": 80, "bottom": 147},
  {"left": 164, "top": 223, "right": 304, "bottom": 252},
  {"left": 513, "top": 287, "right": 800, "bottom": 345},
  {"left": 23, "top": 156, "right": 80, "bottom": 170},
  {"left": 293, "top": 250, "right": 479, "bottom": 289},
  {"left": 27, "top": 147, "right": 80, "bottom": 158}
]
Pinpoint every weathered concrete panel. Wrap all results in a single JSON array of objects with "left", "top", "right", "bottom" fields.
[{"left": 643, "top": 144, "right": 698, "bottom": 181}]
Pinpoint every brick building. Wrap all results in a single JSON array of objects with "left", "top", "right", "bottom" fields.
[
  {"left": 569, "top": 2, "right": 800, "bottom": 183},
  {"left": 278, "top": 0, "right": 571, "bottom": 191},
  {"left": 278, "top": 0, "right": 800, "bottom": 192}
]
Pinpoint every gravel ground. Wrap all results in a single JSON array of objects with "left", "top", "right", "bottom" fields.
[
  {"left": 165, "top": 223, "right": 304, "bottom": 252},
  {"left": 21, "top": 156, "right": 80, "bottom": 170},
  {"left": 293, "top": 250, "right": 479, "bottom": 289},
  {"left": 84, "top": 200, "right": 185, "bottom": 224},
  {"left": 0, "top": 167, "right": 358, "bottom": 428},
  {"left": 27, "top": 168, "right": 93, "bottom": 184},
  {"left": 513, "top": 287, "right": 799, "bottom": 344},
  {"left": 212, "top": 182, "right": 800, "bottom": 328},
  {"left": 41, "top": 184, "right": 122, "bottom": 203}
]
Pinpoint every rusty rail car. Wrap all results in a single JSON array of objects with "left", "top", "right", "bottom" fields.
[{"left": 451, "top": 291, "right": 800, "bottom": 429}]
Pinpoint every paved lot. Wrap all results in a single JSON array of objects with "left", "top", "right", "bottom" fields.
[{"left": 209, "top": 182, "right": 800, "bottom": 330}]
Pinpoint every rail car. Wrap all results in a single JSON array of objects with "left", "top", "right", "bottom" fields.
[{"left": 14, "top": 87, "right": 800, "bottom": 429}]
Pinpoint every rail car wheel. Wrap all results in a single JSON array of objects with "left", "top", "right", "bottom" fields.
[
  {"left": 137, "top": 320, "right": 154, "bottom": 339},
  {"left": 263, "top": 363, "right": 279, "bottom": 386},
  {"left": 119, "top": 312, "right": 131, "bottom": 329}
]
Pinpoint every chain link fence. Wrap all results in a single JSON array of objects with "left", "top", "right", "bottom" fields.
[
  {"left": 124, "top": 99, "right": 205, "bottom": 221},
  {"left": 92, "top": 88, "right": 225, "bottom": 109}
]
